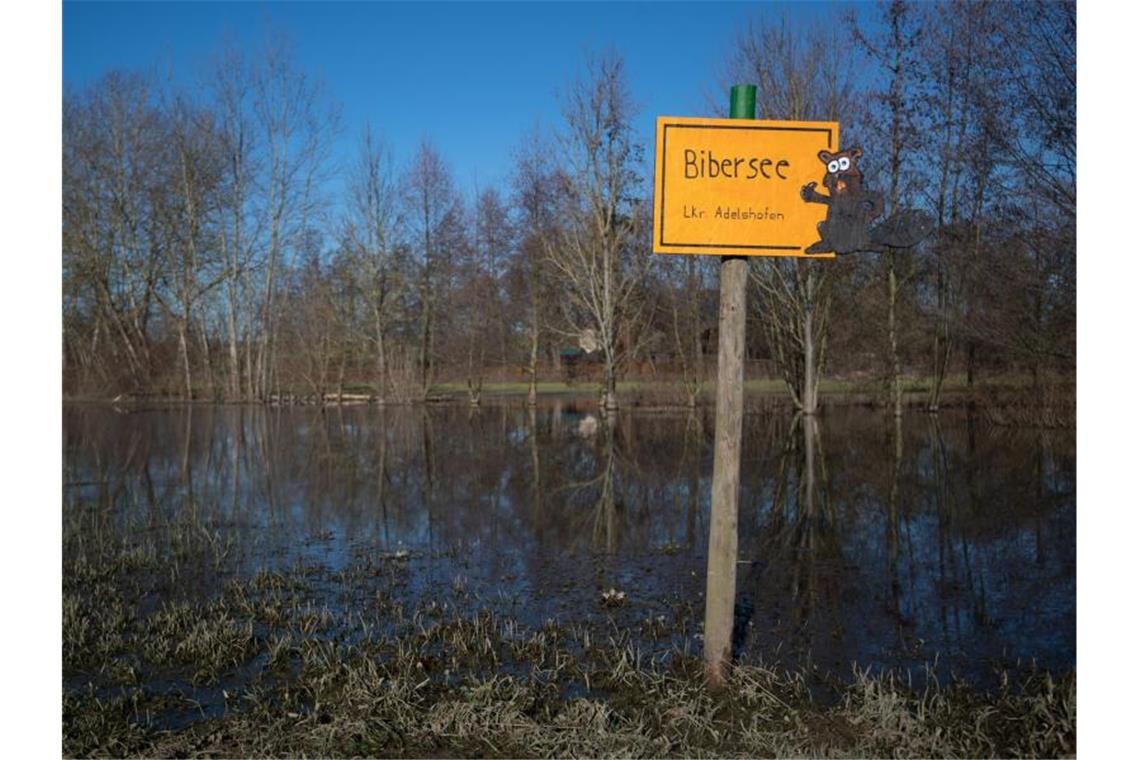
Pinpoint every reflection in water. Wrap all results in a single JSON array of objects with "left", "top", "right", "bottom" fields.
[
  {"left": 888, "top": 413, "right": 903, "bottom": 638},
  {"left": 733, "top": 413, "right": 836, "bottom": 657},
  {"left": 63, "top": 402, "right": 1075, "bottom": 685}
]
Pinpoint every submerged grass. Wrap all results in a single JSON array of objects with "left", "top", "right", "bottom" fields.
[{"left": 63, "top": 508, "right": 1076, "bottom": 758}]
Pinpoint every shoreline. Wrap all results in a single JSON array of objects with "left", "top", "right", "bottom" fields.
[
  {"left": 62, "top": 381, "right": 1076, "bottom": 429},
  {"left": 63, "top": 377, "right": 1074, "bottom": 405},
  {"left": 64, "top": 513, "right": 1076, "bottom": 758}
]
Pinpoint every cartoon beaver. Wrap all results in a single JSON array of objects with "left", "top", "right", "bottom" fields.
[{"left": 800, "top": 147, "right": 932, "bottom": 255}]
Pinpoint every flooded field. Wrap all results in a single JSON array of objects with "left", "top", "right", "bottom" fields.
[{"left": 62, "top": 400, "right": 1076, "bottom": 755}]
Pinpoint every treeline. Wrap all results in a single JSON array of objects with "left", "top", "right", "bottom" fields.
[{"left": 63, "top": 1, "right": 1074, "bottom": 411}]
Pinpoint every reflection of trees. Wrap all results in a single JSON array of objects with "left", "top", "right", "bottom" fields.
[
  {"left": 927, "top": 414, "right": 993, "bottom": 642},
  {"left": 732, "top": 412, "right": 841, "bottom": 664},
  {"left": 375, "top": 407, "right": 391, "bottom": 547},
  {"left": 923, "top": 414, "right": 1070, "bottom": 646},
  {"left": 528, "top": 406, "right": 543, "bottom": 544},
  {"left": 552, "top": 412, "right": 623, "bottom": 553},
  {"left": 422, "top": 408, "right": 436, "bottom": 552},
  {"left": 887, "top": 413, "right": 903, "bottom": 630},
  {"left": 791, "top": 414, "right": 835, "bottom": 614},
  {"left": 764, "top": 413, "right": 837, "bottom": 620},
  {"left": 594, "top": 417, "right": 619, "bottom": 553},
  {"left": 537, "top": 408, "right": 710, "bottom": 556},
  {"left": 64, "top": 403, "right": 720, "bottom": 561},
  {"left": 63, "top": 403, "right": 1075, "bottom": 677},
  {"left": 682, "top": 411, "right": 703, "bottom": 550}
]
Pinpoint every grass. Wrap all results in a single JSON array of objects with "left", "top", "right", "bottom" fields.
[
  {"left": 427, "top": 373, "right": 1070, "bottom": 401},
  {"left": 63, "top": 504, "right": 1077, "bottom": 758},
  {"left": 77, "top": 371, "right": 1074, "bottom": 425},
  {"left": 431, "top": 380, "right": 595, "bottom": 397}
]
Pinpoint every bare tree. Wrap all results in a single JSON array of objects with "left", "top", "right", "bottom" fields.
[
  {"left": 510, "top": 128, "right": 559, "bottom": 405},
  {"left": 661, "top": 254, "right": 713, "bottom": 407},
  {"left": 153, "top": 95, "right": 228, "bottom": 399},
  {"left": 475, "top": 187, "right": 514, "bottom": 369},
  {"left": 207, "top": 41, "right": 261, "bottom": 400},
  {"left": 459, "top": 186, "right": 513, "bottom": 404},
  {"left": 986, "top": 0, "right": 1075, "bottom": 390},
  {"left": 63, "top": 72, "right": 166, "bottom": 392},
  {"left": 851, "top": 0, "right": 925, "bottom": 418},
  {"left": 277, "top": 235, "right": 342, "bottom": 401},
  {"left": 428, "top": 197, "right": 485, "bottom": 403},
  {"left": 990, "top": 1, "right": 1075, "bottom": 220},
  {"left": 914, "top": 0, "right": 1002, "bottom": 409},
  {"left": 342, "top": 124, "right": 403, "bottom": 402},
  {"left": 727, "top": 16, "right": 860, "bottom": 415},
  {"left": 250, "top": 31, "right": 339, "bottom": 400},
  {"left": 546, "top": 53, "right": 648, "bottom": 411},
  {"left": 403, "top": 139, "right": 458, "bottom": 398},
  {"left": 914, "top": 1, "right": 967, "bottom": 409}
]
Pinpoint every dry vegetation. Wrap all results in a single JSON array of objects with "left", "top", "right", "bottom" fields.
[{"left": 64, "top": 504, "right": 1075, "bottom": 758}]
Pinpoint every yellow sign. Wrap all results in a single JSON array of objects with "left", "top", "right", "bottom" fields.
[{"left": 653, "top": 116, "right": 839, "bottom": 257}]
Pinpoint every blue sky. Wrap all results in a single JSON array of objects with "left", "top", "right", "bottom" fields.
[{"left": 64, "top": 1, "right": 855, "bottom": 201}]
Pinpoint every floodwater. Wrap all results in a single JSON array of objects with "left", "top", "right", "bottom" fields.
[{"left": 63, "top": 400, "right": 1075, "bottom": 689}]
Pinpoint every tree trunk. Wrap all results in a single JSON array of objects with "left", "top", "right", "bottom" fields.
[
  {"left": 601, "top": 349, "right": 618, "bottom": 411},
  {"left": 420, "top": 294, "right": 432, "bottom": 397},
  {"left": 244, "top": 334, "right": 255, "bottom": 401},
  {"left": 198, "top": 311, "right": 216, "bottom": 400},
  {"left": 374, "top": 307, "right": 388, "bottom": 403},
  {"left": 226, "top": 284, "right": 241, "bottom": 400},
  {"left": 527, "top": 336, "right": 539, "bottom": 407},
  {"left": 967, "top": 342, "right": 976, "bottom": 389},
  {"left": 527, "top": 294, "right": 539, "bottom": 407},
  {"left": 179, "top": 320, "right": 193, "bottom": 401},
  {"left": 257, "top": 227, "right": 280, "bottom": 401},
  {"left": 336, "top": 349, "right": 346, "bottom": 405},
  {"left": 888, "top": 250, "right": 902, "bottom": 418}
]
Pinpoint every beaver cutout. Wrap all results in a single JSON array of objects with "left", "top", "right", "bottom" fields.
[{"left": 800, "top": 147, "right": 932, "bottom": 255}]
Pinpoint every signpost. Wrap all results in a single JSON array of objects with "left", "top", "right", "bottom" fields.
[
  {"left": 651, "top": 96, "right": 929, "bottom": 686},
  {"left": 653, "top": 116, "right": 838, "bottom": 257},
  {"left": 654, "top": 90, "right": 839, "bottom": 687}
]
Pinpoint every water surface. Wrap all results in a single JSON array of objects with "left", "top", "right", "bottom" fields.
[{"left": 63, "top": 400, "right": 1075, "bottom": 687}]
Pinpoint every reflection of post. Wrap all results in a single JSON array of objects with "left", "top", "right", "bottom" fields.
[{"left": 704, "top": 84, "right": 755, "bottom": 688}]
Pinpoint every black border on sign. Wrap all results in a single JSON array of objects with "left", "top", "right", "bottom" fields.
[{"left": 658, "top": 122, "right": 834, "bottom": 251}]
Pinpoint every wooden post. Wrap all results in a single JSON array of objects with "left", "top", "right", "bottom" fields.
[{"left": 703, "top": 84, "right": 755, "bottom": 688}]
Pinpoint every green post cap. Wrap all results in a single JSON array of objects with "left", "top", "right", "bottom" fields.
[{"left": 729, "top": 84, "right": 756, "bottom": 120}]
